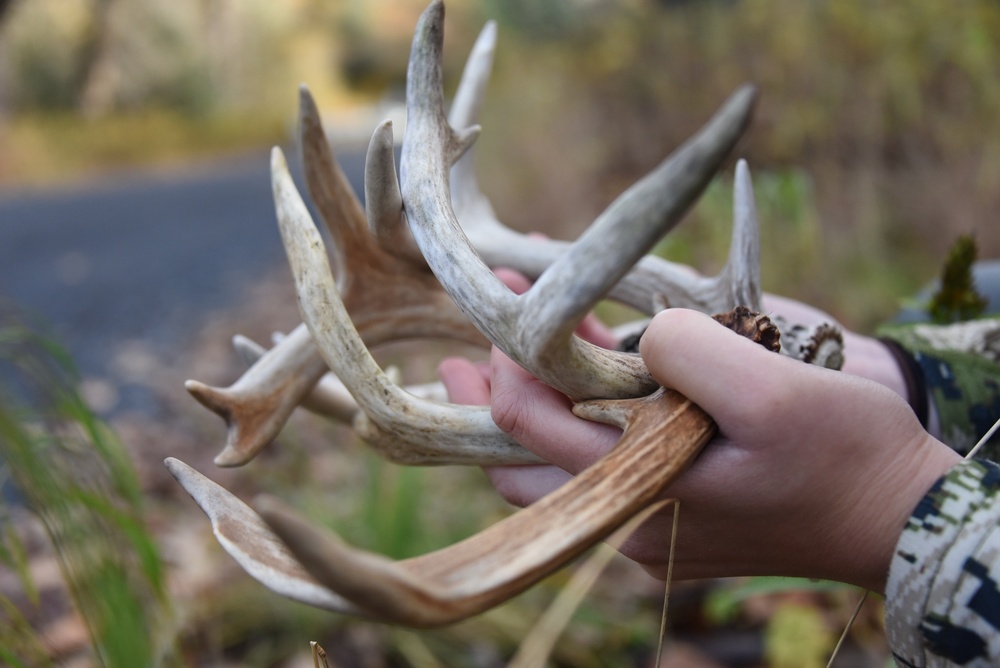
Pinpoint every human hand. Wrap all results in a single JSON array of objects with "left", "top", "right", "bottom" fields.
[{"left": 440, "top": 308, "right": 960, "bottom": 593}]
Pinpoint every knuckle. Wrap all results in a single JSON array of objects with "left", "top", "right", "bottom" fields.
[{"left": 491, "top": 385, "right": 535, "bottom": 443}]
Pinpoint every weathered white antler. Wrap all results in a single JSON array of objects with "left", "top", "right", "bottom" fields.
[
  {"left": 186, "top": 86, "right": 486, "bottom": 466},
  {"left": 270, "top": 146, "right": 538, "bottom": 465},
  {"left": 447, "top": 17, "right": 762, "bottom": 317},
  {"left": 400, "top": 1, "right": 755, "bottom": 401},
  {"left": 186, "top": 15, "right": 773, "bottom": 468},
  {"left": 232, "top": 333, "right": 448, "bottom": 423}
]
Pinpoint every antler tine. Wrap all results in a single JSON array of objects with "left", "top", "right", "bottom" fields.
[
  {"left": 446, "top": 20, "right": 511, "bottom": 241},
  {"left": 255, "top": 387, "right": 714, "bottom": 628},
  {"left": 645, "top": 158, "right": 763, "bottom": 314},
  {"left": 722, "top": 159, "right": 763, "bottom": 310},
  {"left": 520, "top": 86, "right": 756, "bottom": 371},
  {"left": 273, "top": 147, "right": 538, "bottom": 465},
  {"left": 448, "top": 20, "right": 496, "bottom": 131},
  {"left": 365, "top": 120, "right": 425, "bottom": 266},
  {"left": 164, "top": 457, "right": 369, "bottom": 617},
  {"left": 187, "top": 84, "right": 493, "bottom": 467},
  {"left": 403, "top": 1, "right": 755, "bottom": 400},
  {"left": 298, "top": 84, "right": 370, "bottom": 284},
  {"left": 299, "top": 84, "right": 484, "bottom": 345},
  {"left": 232, "top": 333, "right": 360, "bottom": 423},
  {"left": 444, "top": 19, "right": 765, "bottom": 320},
  {"left": 237, "top": 332, "right": 451, "bottom": 414},
  {"left": 186, "top": 324, "right": 332, "bottom": 467}
]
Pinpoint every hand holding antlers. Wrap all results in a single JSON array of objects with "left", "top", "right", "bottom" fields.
[
  {"left": 442, "top": 308, "right": 960, "bottom": 594},
  {"left": 166, "top": 0, "right": 926, "bottom": 628}
]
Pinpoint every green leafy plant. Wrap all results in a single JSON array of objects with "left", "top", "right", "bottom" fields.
[
  {"left": 0, "top": 307, "right": 177, "bottom": 667},
  {"left": 927, "top": 234, "right": 988, "bottom": 324}
]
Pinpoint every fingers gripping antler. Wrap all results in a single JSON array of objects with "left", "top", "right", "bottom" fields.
[{"left": 402, "top": 2, "right": 756, "bottom": 402}]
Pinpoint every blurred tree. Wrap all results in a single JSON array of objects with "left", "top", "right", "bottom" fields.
[
  {"left": 78, "top": 0, "right": 116, "bottom": 117},
  {"left": 0, "top": 0, "right": 17, "bottom": 117}
]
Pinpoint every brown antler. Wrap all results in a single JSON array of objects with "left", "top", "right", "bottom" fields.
[{"left": 168, "top": 387, "right": 715, "bottom": 627}]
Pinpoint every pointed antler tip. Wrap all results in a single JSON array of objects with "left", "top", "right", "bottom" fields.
[
  {"left": 371, "top": 119, "right": 395, "bottom": 144},
  {"left": 299, "top": 86, "right": 321, "bottom": 123},
  {"left": 474, "top": 19, "right": 497, "bottom": 50},
  {"left": 735, "top": 158, "right": 752, "bottom": 185},
  {"left": 184, "top": 380, "right": 230, "bottom": 416},
  {"left": 737, "top": 82, "right": 758, "bottom": 99},
  {"left": 417, "top": 0, "right": 446, "bottom": 37},
  {"left": 165, "top": 456, "right": 200, "bottom": 484},
  {"left": 271, "top": 145, "right": 288, "bottom": 169},
  {"left": 214, "top": 446, "right": 249, "bottom": 468}
]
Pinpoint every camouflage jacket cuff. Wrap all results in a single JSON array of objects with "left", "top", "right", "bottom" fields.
[
  {"left": 877, "top": 318, "right": 1000, "bottom": 457},
  {"left": 885, "top": 459, "right": 1000, "bottom": 666}
]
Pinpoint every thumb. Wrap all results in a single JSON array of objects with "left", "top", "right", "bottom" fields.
[{"left": 638, "top": 308, "right": 807, "bottom": 423}]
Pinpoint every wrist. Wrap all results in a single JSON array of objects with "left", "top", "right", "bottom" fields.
[
  {"left": 833, "top": 432, "right": 960, "bottom": 593},
  {"left": 840, "top": 333, "right": 910, "bottom": 401}
]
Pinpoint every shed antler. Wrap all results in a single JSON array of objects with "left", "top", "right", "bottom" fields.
[
  {"left": 186, "top": 85, "right": 486, "bottom": 467},
  {"left": 170, "top": 0, "right": 842, "bottom": 628},
  {"left": 400, "top": 2, "right": 754, "bottom": 401}
]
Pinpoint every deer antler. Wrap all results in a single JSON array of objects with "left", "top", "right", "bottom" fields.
[
  {"left": 168, "top": 389, "right": 714, "bottom": 627},
  {"left": 170, "top": 0, "right": 841, "bottom": 629},
  {"left": 447, "top": 17, "right": 762, "bottom": 317},
  {"left": 232, "top": 333, "right": 448, "bottom": 424},
  {"left": 399, "top": 2, "right": 755, "bottom": 402},
  {"left": 270, "top": 146, "right": 539, "bottom": 465},
  {"left": 186, "top": 86, "right": 486, "bottom": 467}
]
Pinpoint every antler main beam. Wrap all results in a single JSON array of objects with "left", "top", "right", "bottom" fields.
[
  {"left": 401, "top": 1, "right": 756, "bottom": 401},
  {"left": 170, "top": 310, "right": 779, "bottom": 627},
  {"left": 271, "top": 146, "right": 539, "bottom": 466},
  {"left": 167, "top": 389, "right": 715, "bottom": 627}
]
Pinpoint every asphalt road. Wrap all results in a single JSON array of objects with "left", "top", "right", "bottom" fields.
[{"left": 0, "top": 147, "right": 368, "bottom": 414}]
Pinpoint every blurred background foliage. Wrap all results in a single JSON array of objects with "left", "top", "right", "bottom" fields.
[
  {"left": 2, "top": 0, "right": 998, "bottom": 325},
  {"left": 0, "top": 307, "right": 178, "bottom": 667},
  {"left": 1, "top": 0, "right": 999, "bottom": 665}
]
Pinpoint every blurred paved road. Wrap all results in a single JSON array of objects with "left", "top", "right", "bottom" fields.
[{"left": 0, "top": 147, "right": 367, "bottom": 413}]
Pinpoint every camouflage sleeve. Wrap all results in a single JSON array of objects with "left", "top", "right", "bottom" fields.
[
  {"left": 878, "top": 318, "right": 1000, "bottom": 459},
  {"left": 886, "top": 459, "right": 1000, "bottom": 666}
]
